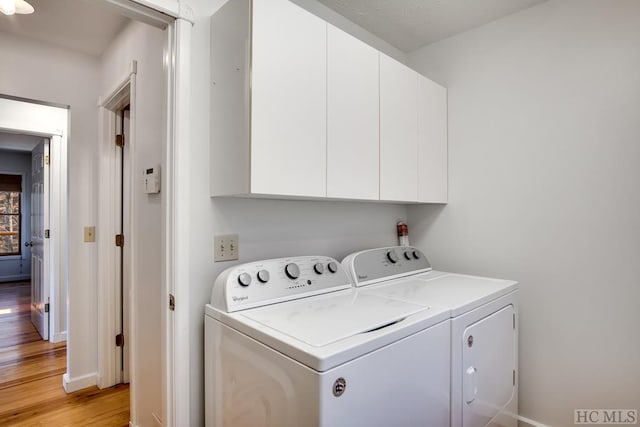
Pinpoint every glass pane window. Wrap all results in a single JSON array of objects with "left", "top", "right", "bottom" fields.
[{"left": 0, "top": 191, "right": 21, "bottom": 256}]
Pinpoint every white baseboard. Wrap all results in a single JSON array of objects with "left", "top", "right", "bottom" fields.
[
  {"left": 51, "top": 331, "right": 67, "bottom": 343},
  {"left": 62, "top": 372, "right": 97, "bottom": 393},
  {"left": 518, "top": 415, "right": 552, "bottom": 427}
]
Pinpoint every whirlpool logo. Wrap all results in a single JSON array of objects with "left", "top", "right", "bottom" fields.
[
  {"left": 232, "top": 295, "right": 248, "bottom": 302},
  {"left": 575, "top": 409, "right": 637, "bottom": 424}
]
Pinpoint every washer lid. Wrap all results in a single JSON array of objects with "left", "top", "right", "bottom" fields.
[
  {"left": 240, "top": 289, "right": 427, "bottom": 347},
  {"left": 364, "top": 272, "right": 518, "bottom": 317}
]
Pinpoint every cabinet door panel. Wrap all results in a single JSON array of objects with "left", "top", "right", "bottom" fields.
[
  {"left": 380, "top": 55, "right": 418, "bottom": 202},
  {"left": 418, "top": 76, "right": 448, "bottom": 203},
  {"left": 326, "top": 25, "right": 379, "bottom": 200},
  {"left": 251, "top": 0, "right": 327, "bottom": 197}
]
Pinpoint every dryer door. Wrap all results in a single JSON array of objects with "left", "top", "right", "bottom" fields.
[{"left": 462, "top": 304, "right": 515, "bottom": 427}]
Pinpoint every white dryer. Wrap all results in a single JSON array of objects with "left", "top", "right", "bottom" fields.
[
  {"left": 342, "top": 246, "right": 519, "bottom": 427},
  {"left": 205, "top": 255, "right": 451, "bottom": 427}
]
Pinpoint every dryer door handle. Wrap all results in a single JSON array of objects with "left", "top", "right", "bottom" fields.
[{"left": 465, "top": 366, "right": 478, "bottom": 404}]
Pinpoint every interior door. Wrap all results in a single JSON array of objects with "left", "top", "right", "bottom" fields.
[
  {"left": 115, "top": 107, "right": 131, "bottom": 384},
  {"left": 30, "top": 139, "right": 49, "bottom": 340}
]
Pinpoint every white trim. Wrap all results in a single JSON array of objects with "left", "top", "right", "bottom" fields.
[
  {"left": 97, "top": 106, "right": 118, "bottom": 389},
  {"left": 62, "top": 372, "right": 97, "bottom": 393},
  {"left": 97, "top": 64, "right": 136, "bottom": 398},
  {"left": 0, "top": 98, "right": 67, "bottom": 136},
  {"left": 518, "top": 415, "right": 552, "bottom": 427},
  {"left": 99, "top": 0, "right": 179, "bottom": 28},
  {"left": 49, "top": 135, "right": 67, "bottom": 343},
  {"left": 166, "top": 17, "right": 192, "bottom": 427},
  {"left": 126, "top": 75, "right": 138, "bottom": 426},
  {"left": 51, "top": 331, "right": 67, "bottom": 343}
]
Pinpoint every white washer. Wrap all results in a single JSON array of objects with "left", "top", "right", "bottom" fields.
[
  {"left": 205, "top": 255, "right": 451, "bottom": 427},
  {"left": 342, "top": 246, "right": 519, "bottom": 427}
]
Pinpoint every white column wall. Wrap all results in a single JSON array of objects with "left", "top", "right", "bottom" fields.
[{"left": 100, "top": 20, "right": 166, "bottom": 427}]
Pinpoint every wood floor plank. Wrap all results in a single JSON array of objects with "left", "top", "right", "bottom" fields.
[{"left": 0, "top": 281, "right": 130, "bottom": 425}]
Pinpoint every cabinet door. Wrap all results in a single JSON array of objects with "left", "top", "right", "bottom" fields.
[
  {"left": 418, "top": 75, "right": 448, "bottom": 203},
  {"left": 379, "top": 54, "right": 418, "bottom": 202},
  {"left": 251, "top": 0, "right": 327, "bottom": 197},
  {"left": 326, "top": 25, "right": 379, "bottom": 200}
]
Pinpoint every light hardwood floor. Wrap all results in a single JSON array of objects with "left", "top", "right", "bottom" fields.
[{"left": 0, "top": 281, "right": 130, "bottom": 426}]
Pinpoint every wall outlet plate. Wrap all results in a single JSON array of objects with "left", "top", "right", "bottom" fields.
[
  {"left": 214, "top": 234, "right": 239, "bottom": 262},
  {"left": 84, "top": 226, "right": 96, "bottom": 243}
]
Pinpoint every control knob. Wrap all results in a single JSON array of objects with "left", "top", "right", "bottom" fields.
[
  {"left": 237, "top": 273, "right": 251, "bottom": 287},
  {"left": 257, "top": 269, "right": 270, "bottom": 283},
  {"left": 404, "top": 251, "right": 412, "bottom": 260},
  {"left": 327, "top": 261, "right": 338, "bottom": 273},
  {"left": 386, "top": 250, "right": 399, "bottom": 264},
  {"left": 313, "top": 263, "right": 325, "bottom": 274},
  {"left": 285, "top": 263, "right": 300, "bottom": 280},
  {"left": 412, "top": 251, "right": 421, "bottom": 260}
]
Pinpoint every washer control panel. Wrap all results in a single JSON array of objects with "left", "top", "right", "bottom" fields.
[
  {"left": 342, "top": 246, "right": 432, "bottom": 287},
  {"left": 211, "top": 256, "right": 351, "bottom": 312}
]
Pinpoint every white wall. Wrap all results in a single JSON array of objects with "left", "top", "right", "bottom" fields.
[
  {"left": 100, "top": 20, "right": 166, "bottom": 427},
  {"left": 407, "top": 1, "right": 640, "bottom": 425},
  {"left": 0, "top": 32, "right": 100, "bottom": 382},
  {"left": 0, "top": 149, "right": 32, "bottom": 282},
  {"left": 185, "top": 0, "right": 409, "bottom": 424}
]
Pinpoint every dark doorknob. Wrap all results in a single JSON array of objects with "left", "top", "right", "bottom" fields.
[{"left": 24, "top": 241, "right": 33, "bottom": 247}]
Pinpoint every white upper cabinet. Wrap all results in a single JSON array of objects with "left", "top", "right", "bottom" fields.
[
  {"left": 250, "top": 0, "right": 327, "bottom": 197},
  {"left": 326, "top": 25, "right": 380, "bottom": 200},
  {"left": 418, "top": 75, "right": 448, "bottom": 203},
  {"left": 210, "top": 0, "right": 447, "bottom": 204},
  {"left": 379, "top": 54, "right": 419, "bottom": 202}
]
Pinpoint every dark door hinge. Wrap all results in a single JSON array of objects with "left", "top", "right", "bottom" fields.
[
  {"left": 115, "top": 134, "right": 124, "bottom": 147},
  {"left": 115, "top": 234, "right": 124, "bottom": 247},
  {"left": 513, "top": 369, "right": 516, "bottom": 386},
  {"left": 116, "top": 333, "right": 125, "bottom": 347},
  {"left": 44, "top": 303, "right": 50, "bottom": 313},
  {"left": 169, "top": 294, "right": 175, "bottom": 311},
  {"left": 44, "top": 229, "right": 50, "bottom": 239},
  {"left": 45, "top": 155, "right": 50, "bottom": 165}
]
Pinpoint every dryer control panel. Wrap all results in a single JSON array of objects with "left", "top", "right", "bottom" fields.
[
  {"left": 342, "top": 246, "right": 432, "bottom": 287},
  {"left": 211, "top": 256, "right": 351, "bottom": 312}
]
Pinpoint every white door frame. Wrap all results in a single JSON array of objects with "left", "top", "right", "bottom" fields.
[
  {"left": 0, "top": 95, "right": 69, "bottom": 345},
  {"left": 92, "top": 1, "right": 193, "bottom": 426},
  {"left": 97, "top": 62, "right": 136, "bottom": 394}
]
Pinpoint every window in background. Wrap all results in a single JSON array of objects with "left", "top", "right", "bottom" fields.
[{"left": 0, "top": 174, "right": 22, "bottom": 256}]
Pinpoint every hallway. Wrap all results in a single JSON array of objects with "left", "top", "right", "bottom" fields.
[{"left": 0, "top": 281, "right": 129, "bottom": 426}]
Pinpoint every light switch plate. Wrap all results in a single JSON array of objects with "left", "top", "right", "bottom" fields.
[
  {"left": 84, "top": 226, "right": 96, "bottom": 243},
  {"left": 214, "top": 234, "right": 239, "bottom": 262}
]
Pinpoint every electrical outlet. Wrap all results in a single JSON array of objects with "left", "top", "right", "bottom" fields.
[
  {"left": 214, "top": 234, "right": 239, "bottom": 262},
  {"left": 84, "top": 226, "right": 96, "bottom": 243}
]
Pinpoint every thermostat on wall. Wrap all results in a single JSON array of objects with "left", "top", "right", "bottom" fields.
[{"left": 143, "top": 165, "right": 161, "bottom": 194}]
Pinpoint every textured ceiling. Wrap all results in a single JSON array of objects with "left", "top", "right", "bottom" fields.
[
  {"left": 0, "top": 0, "right": 128, "bottom": 56},
  {"left": 316, "top": 0, "right": 547, "bottom": 51}
]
